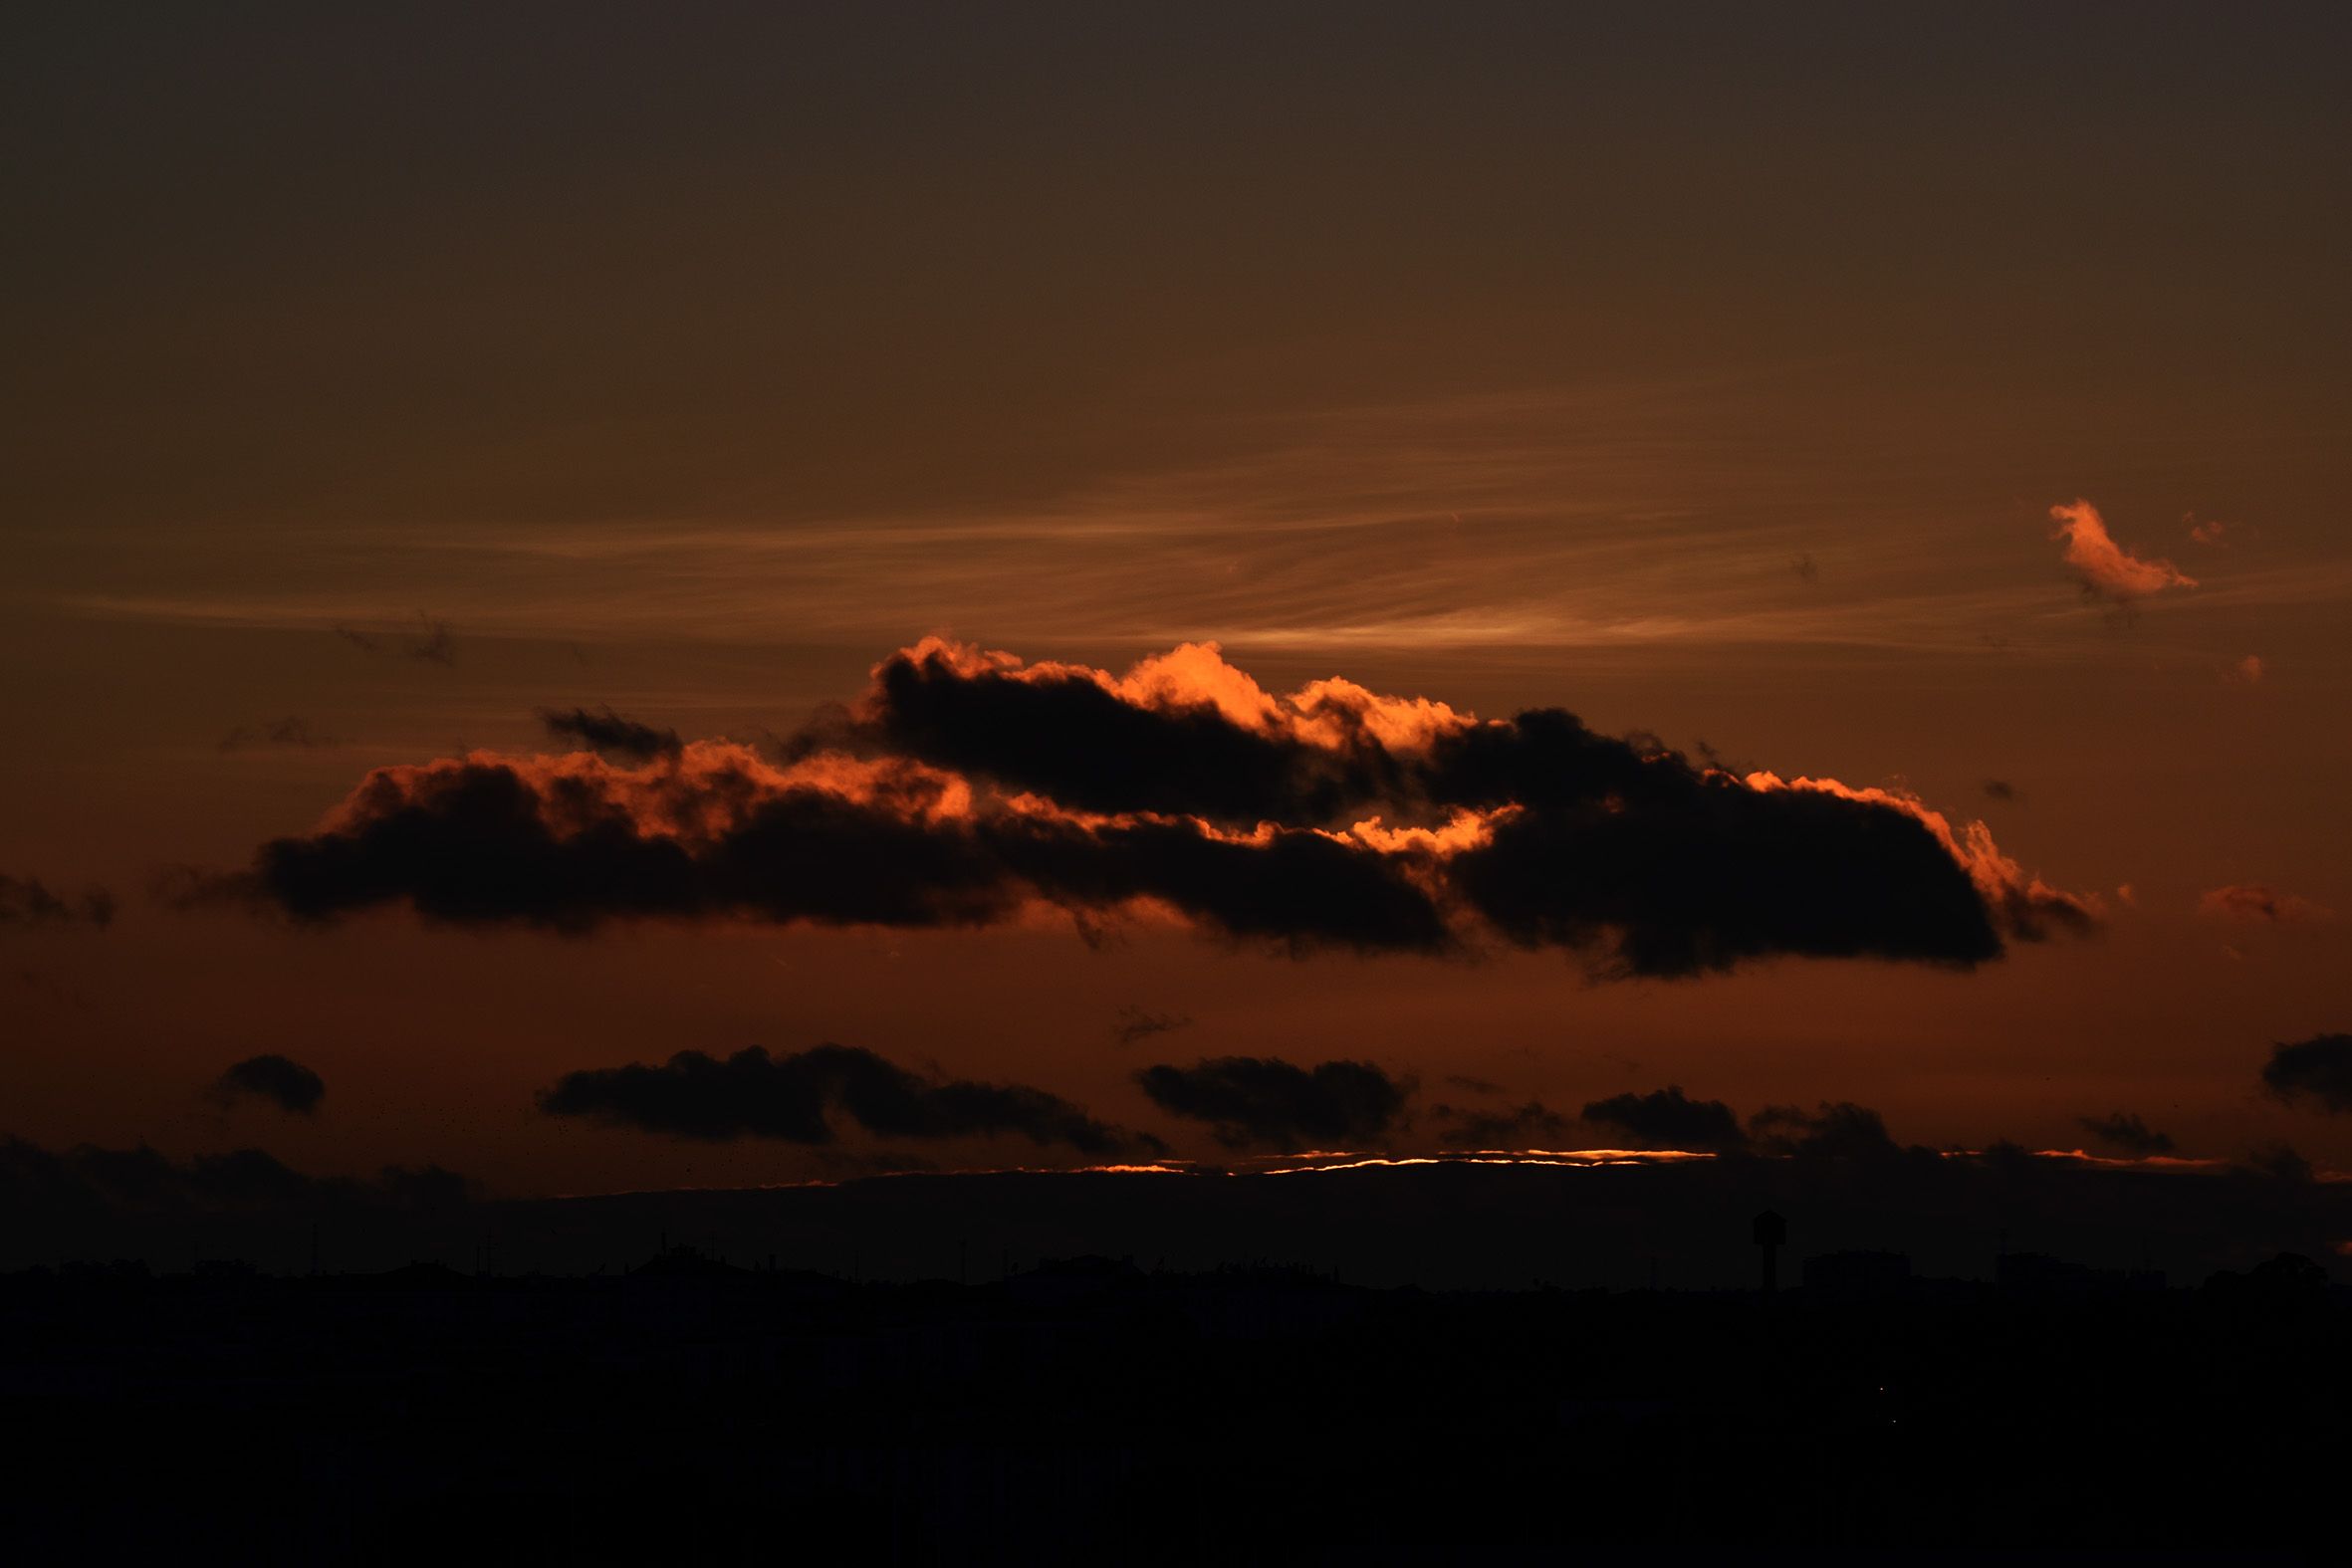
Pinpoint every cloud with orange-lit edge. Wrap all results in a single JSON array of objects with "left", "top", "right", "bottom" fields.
[
  {"left": 2049, "top": 499, "right": 2196, "bottom": 602},
  {"left": 190, "top": 639, "right": 2099, "bottom": 979}
]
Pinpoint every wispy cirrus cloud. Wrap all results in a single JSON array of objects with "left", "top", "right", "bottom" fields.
[
  {"left": 38, "top": 380, "right": 2344, "bottom": 664},
  {"left": 334, "top": 613, "right": 455, "bottom": 665},
  {"left": 2199, "top": 884, "right": 2333, "bottom": 925},
  {"left": 537, "top": 705, "right": 682, "bottom": 764},
  {"left": 219, "top": 716, "right": 338, "bottom": 752},
  {"left": 0, "top": 873, "right": 115, "bottom": 931},
  {"left": 1111, "top": 1006, "right": 1192, "bottom": 1047}
]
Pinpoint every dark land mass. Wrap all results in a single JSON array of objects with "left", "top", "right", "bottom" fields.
[
  {"left": 5, "top": 1247, "right": 2343, "bottom": 1563},
  {"left": 5, "top": 1159, "right": 2350, "bottom": 1560},
  {"left": 8, "top": 1153, "right": 2348, "bottom": 1289}
]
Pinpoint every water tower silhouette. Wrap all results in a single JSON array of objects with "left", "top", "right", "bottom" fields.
[{"left": 1753, "top": 1210, "right": 1786, "bottom": 1293}]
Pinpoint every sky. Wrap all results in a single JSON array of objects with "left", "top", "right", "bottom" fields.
[{"left": 4, "top": 2, "right": 2349, "bottom": 1204}]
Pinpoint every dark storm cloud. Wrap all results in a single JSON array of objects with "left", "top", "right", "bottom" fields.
[
  {"left": 1748, "top": 1101, "right": 1906, "bottom": 1161},
  {"left": 538, "top": 705, "right": 684, "bottom": 763},
  {"left": 1111, "top": 1006, "right": 1192, "bottom": 1047},
  {"left": 1435, "top": 1100, "right": 1572, "bottom": 1148},
  {"left": 219, "top": 716, "right": 337, "bottom": 752},
  {"left": 0, "top": 874, "right": 115, "bottom": 930},
  {"left": 1578, "top": 1086, "right": 1746, "bottom": 1150},
  {"left": 845, "top": 642, "right": 2086, "bottom": 975},
  {"left": 1134, "top": 1057, "right": 1410, "bottom": 1150},
  {"left": 2077, "top": 1112, "right": 2175, "bottom": 1157},
  {"left": 206, "top": 641, "right": 2094, "bottom": 976},
  {"left": 860, "top": 642, "right": 1400, "bottom": 824},
  {"left": 210, "top": 1054, "right": 326, "bottom": 1116},
  {"left": 204, "top": 759, "right": 1451, "bottom": 954},
  {"left": 1444, "top": 778, "right": 2005, "bottom": 976},
  {"left": 2261, "top": 1034, "right": 2352, "bottom": 1114},
  {"left": 539, "top": 1043, "right": 1155, "bottom": 1157},
  {"left": 0, "top": 1135, "right": 470, "bottom": 1220}
]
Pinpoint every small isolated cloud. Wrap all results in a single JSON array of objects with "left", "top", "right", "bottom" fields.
[
  {"left": 2226, "top": 655, "right": 2263, "bottom": 685},
  {"left": 1579, "top": 1085, "right": 1745, "bottom": 1150},
  {"left": 211, "top": 1054, "right": 326, "bottom": 1115},
  {"left": 0, "top": 874, "right": 115, "bottom": 930},
  {"left": 538, "top": 705, "right": 684, "bottom": 764},
  {"left": 1135, "top": 1056, "right": 1410, "bottom": 1150},
  {"left": 219, "top": 717, "right": 337, "bottom": 752},
  {"left": 1982, "top": 780, "right": 2017, "bottom": 802},
  {"left": 2261, "top": 1034, "right": 2352, "bottom": 1114},
  {"left": 1110, "top": 1006, "right": 1191, "bottom": 1047},
  {"left": 334, "top": 613, "right": 454, "bottom": 665},
  {"left": 1443, "top": 1074, "right": 1505, "bottom": 1096},
  {"left": 2199, "top": 885, "right": 2334, "bottom": 925},
  {"left": 2186, "top": 514, "right": 2228, "bottom": 547},
  {"left": 541, "top": 1043, "right": 1152, "bottom": 1155},
  {"left": 406, "top": 615, "right": 455, "bottom": 665},
  {"left": 1748, "top": 1101, "right": 1904, "bottom": 1161},
  {"left": 1437, "top": 1100, "right": 1572, "bottom": 1148},
  {"left": 2049, "top": 500, "right": 2196, "bottom": 601},
  {"left": 2077, "top": 1111, "right": 2175, "bottom": 1157}
]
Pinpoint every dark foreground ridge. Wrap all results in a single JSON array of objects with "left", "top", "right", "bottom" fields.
[
  {"left": 8, "top": 1157, "right": 2349, "bottom": 1560},
  {"left": 9, "top": 1242, "right": 2348, "bottom": 1562}
]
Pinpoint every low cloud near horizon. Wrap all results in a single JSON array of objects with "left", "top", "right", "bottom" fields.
[
  {"left": 2078, "top": 1112, "right": 2176, "bottom": 1158},
  {"left": 541, "top": 1043, "right": 1156, "bottom": 1157},
  {"left": 1135, "top": 1056, "right": 1411, "bottom": 1150}
]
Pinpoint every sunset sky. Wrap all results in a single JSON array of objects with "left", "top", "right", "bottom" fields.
[{"left": 6, "top": 2, "right": 2348, "bottom": 1202}]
